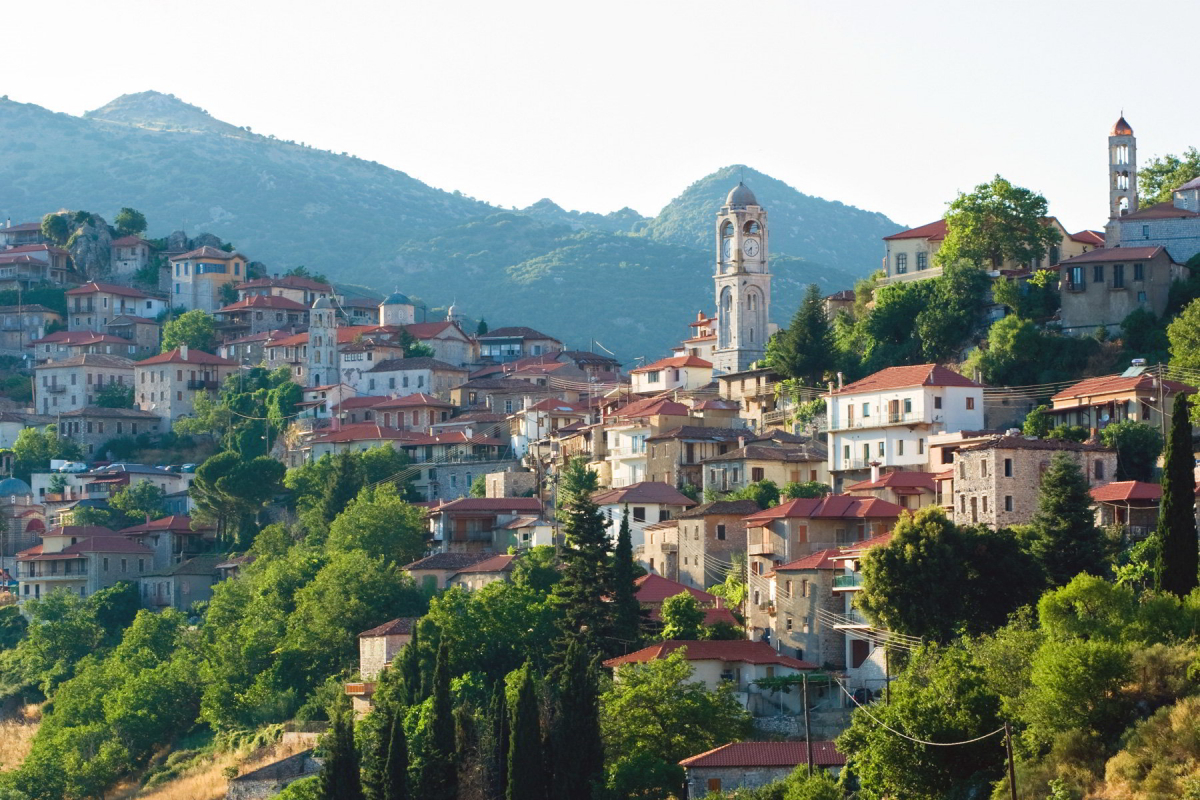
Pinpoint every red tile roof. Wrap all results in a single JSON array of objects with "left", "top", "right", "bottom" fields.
[
  {"left": 592, "top": 482, "right": 697, "bottom": 507},
  {"left": 66, "top": 281, "right": 150, "bottom": 298},
  {"left": 835, "top": 363, "right": 980, "bottom": 394},
  {"left": 119, "top": 515, "right": 209, "bottom": 534},
  {"left": 310, "top": 424, "right": 426, "bottom": 444},
  {"left": 612, "top": 395, "right": 691, "bottom": 419},
  {"left": 634, "top": 574, "right": 717, "bottom": 604},
  {"left": 1090, "top": 480, "right": 1162, "bottom": 503},
  {"left": 523, "top": 398, "right": 590, "bottom": 414},
  {"left": 1068, "top": 230, "right": 1105, "bottom": 245},
  {"left": 110, "top": 235, "right": 152, "bottom": 248},
  {"left": 405, "top": 321, "right": 462, "bottom": 338},
  {"left": 840, "top": 532, "right": 894, "bottom": 554},
  {"left": 235, "top": 275, "right": 333, "bottom": 292},
  {"left": 603, "top": 640, "right": 817, "bottom": 670},
  {"left": 1056, "top": 246, "right": 1168, "bottom": 265},
  {"left": 432, "top": 497, "right": 543, "bottom": 513},
  {"left": 359, "top": 617, "right": 418, "bottom": 638},
  {"left": 646, "top": 605, "right": 740, "bottom": 628},
  {"left": 845, "top": 471, "right": 937, "bottom": 493},
  {"left": 772, "top": 548, "right": 844, "bottom": 572},
  {"left": 1121, "top": 201, "right": 1200, "bottom": 221},
  {"left": 1051, "top": 373, "right": 1194, "bottom": 402},
  {"left": 630, "top": 355, "right": 713, "bottom": 374},
  {"left": 333, "top": 396, "right": 393, "bottom": 411},
  {"left": 743, "top": 496, "right": 903, "bottom": 524},
  {"left": 43, "top": 525, "right": 116, "bottom": 538},
  {"left": 137, "top": 347, "right": 237, "bottom": 367},
  {"left": 172, "top": 246, "right": 243, "bottom": 261},
  {"left": 882, "top": 219, "right": 947, "bottom": 242},
  {"left": 218, "top": 295, "right": 309, "bottom": 312},
  {"left": 455, "top": 554, "right": 517, "bottom": 574},
  {"left": 374, "top": 393, "right": 456, "bottom": 409},
  {"left": 679, "top": 741, "right": 845, "bottom": 769}
]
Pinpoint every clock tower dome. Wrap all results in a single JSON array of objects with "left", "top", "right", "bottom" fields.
[{"left": 711, "top": 182, "right": 771, "bottom": 375}]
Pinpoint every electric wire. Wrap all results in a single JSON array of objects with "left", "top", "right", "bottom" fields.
[{"left": 831, "top": 674, "right": 1006, "bottom": 747}]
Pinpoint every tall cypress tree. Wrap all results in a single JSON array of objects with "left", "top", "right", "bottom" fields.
[
  {"left": 395, "top": 627, "right": 422, "bottom": 706},
  {"left": 552, "top": 458, "right": 612, "bottom": 648},
  {"left": 549, "top": 640, "right": 604, "bottom": 800},
  {"left": 507, "top": 666, "right": 547, "bottom": 800},
  {"left": 416, "top": 639, "right": 457, "bottom": 800},
  {"left": 318, "top": 701, "right": 365, "bottom": 800},
  {"left": 766, "top": 283, "right": 833, "bottom": 385},
  {"left": 610, "top": 506, "right": 642, "bottom": 652},
  {"left": 1157, "top": 392, "right": 1198, "bottom": 596},
  {"left": 1029, "top": 451, "right": 1108, "bottom": 586},
  {"left": 363, "top": 702, "right": 410, "bottom": 800},
  {"left": 321, "top": 452, "right": 365, "bottom": 525},
  {"left": 488, "top": 682, "right": 511, "bottom": 799}
]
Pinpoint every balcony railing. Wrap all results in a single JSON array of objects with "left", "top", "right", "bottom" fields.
[
  {"left": 833, "top": 574, "right": 863, "bottom": 590},
  {"left": 748, "top": 541, "right": 777, "bottom": 557},
  {"left": 835, "top": 459, "right": 875, "bottom": 471},
  {"left": 832, "top": 609, "right": 870, "bottom": 628},
  {"left": 831, "top": 411, "right": 928, "bottom": 431},
  {"left": 187, "top": 379, "right": 219, "bottom": 391},
  {"left": 44, "top": 385, "right": 67, "bottom": 394}
]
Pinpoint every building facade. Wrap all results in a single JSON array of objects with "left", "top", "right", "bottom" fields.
[{"left": 712, "top": 183, "right": 771, "bottom": 375}]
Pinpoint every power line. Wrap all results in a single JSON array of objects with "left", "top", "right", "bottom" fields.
[{"left": 830, "top": 674, "right": 1006, "bottom": 747}]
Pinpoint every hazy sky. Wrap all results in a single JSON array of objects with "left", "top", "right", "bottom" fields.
[{"left": 5, "top": 0, "right": 1198, "bottom": 231}]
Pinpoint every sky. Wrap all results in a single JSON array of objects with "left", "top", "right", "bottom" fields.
[{"left": 4, "top": 0, "right": 1199, "bottom": 231}]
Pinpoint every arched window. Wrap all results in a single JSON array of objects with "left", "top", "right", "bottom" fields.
[
  {"left": 744, "top": 220, "right": 760, "bottom": 235},
  {"left": 719, "top": 287, "right": 732, "bottom": 347}
]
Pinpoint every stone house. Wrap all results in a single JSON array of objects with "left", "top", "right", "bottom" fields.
[
  {"left": 138, "top": 554, "right": 222, "bottom": 611},
  {"left": 358, "top": 617, "right": 417, "bottom": 680},
  {"left": 403, "top": 552, "right": 495, "bottom": 591},
  {"left": 592, "top": 482, "right": 696, "bottom": 551},
  {"left": 680, "top": 741, "right": 845, "bottom": 797},
  {"left": 630, "top": 355, "right": 713, "bottom": 394},
  {"left": 0, "top": 244, "right": 75, "bottom": 289},
  {"left": 375, "top": 394, "right": 456, "bottom": 430},
  {"left": 477, "top": 326, "right": 562, "bottom": 363},
  {"left": 1056, "top": 246, "right": 1181, "bottom": 335},
  {"left": 15, "top": 526, "right": 153, "bottom": 602},
  {"left": 645, "top": 425, "right": 749, "bottom": 490},
  {"left": 120, "top": 514, "right": 216, "bottom": 571},
  {"left": 357, "top": 357, "right": 469, "bottom": 401},
  {"left": 57, "top": 407, "right": 163, "bottom": 458},
  {"left": 450, "top": 378, "right": 578, "bottom": 415},
  {"left": 109, "top": 235, "right": 154, "bottom": 277},
  {"left": 218, "top": 329, "right": 295, "bottom": 368},
  {"left": 447, "top": 553, "right": 516, "bottom": 591},
  {"left": 235, "top": 275, "right": 337, "bottom": 307},
  {"left": 405, "top": 321, "right": 479, "bottom": 368},
  {"left": 226, "top": 749, "right": 321, "bottom": 800},
  {"left": 509, "top": 398, "right": 592, "bottom": 459},
  {"left": 715, "top": 367, "right": 783, "bottom": 432},
  {"left": 604, "top": 396, "right": 698, "bottom": 487},
  {"left": 215, "top": 295, "right": 309, "bottom": 341},
  {"left": 106, "top": 315, "right": 161, "bottom": 358},
  {"left": 602, "top": 640, "right": 816, "bottom": 716},
  {"left": 844, "top": 469, "right": 938, "bottom": 511},
  {"left": 633, "top": 573, "right": 739, "bottom": 630},
  {"left": 702, "top": 435, "right": 829, "bottom": 496},
  {"left": 66, "top": 282, "right": 164, "bottom": 331},
  {"left": 749, "top": 549, "right": 844, "bottom": 668},
  {"left": 0, "top": 303, "right": 60, "bottom": 359},
  {"left": 1090, "top": 480, "right": 1161, "bottom": 540},
  {"left": 951, "top": 435, "right": 1117, "bottom": 528},
  {"left": 134, "top": 346, "right": 239, "bottom": 423},
  {"left": 35, "top": 354, "right": 135, "bottom": 415},
  {"left": 427, "top": 497, "right": 544, "bottom": 553},
  {"left": 170, "top": 246, "right": 249, "bottom": 312},
  {"left": 29, "top": 330, "right": 139, "bottom": 365},
  {"left": 675, "top": 499, "right": 760, "bottom": 590},
  {"left": 742, "top": 496, "right": 902, "bottom": 581},
  {"left": 641, "top": 520, "right": 679, "bottom": 579}
]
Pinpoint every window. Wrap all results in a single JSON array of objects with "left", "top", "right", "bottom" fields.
[
  {"left": 786, "top": 616, "right": 794, "bottom": 632},
  {"left": 1093, "top": 264, "right": 1104, "bottom": 283},
  {"left": 1004, "top": 495, "right": 1013, "bottom": 512},
  {"left": 959, "top": 462, "right": 966, "bottom": 479},
  {"left": 895, "top": 252, "right": 907, "bottom": 274},
  {"left": 960, "top": 495, "right": 967, "bottom": 513},
  {"left": 934, "top": 396, "right": 943, "bottom": 410},
  {"left": 708, "top": 779, "right": 723, "bottom": 793},
  {"left": 120, "top": 559, "right": 128, "bottom": 573},
  {"left": 843, "top": 444, "right": 850, "bottom": 461},
  {"left": 138, "top": 559, "right": 144, "bottom": 572},
  {"left": 1094, "top": 460, "right": 1105, "bottom": 480},
  {"left": 916, "top": 252, "right": 927, "bottom": 271},
  {"left": 898, "top": 439, "right": 905, "bottom": 456},
  {"left": 646, "top": 370, "right": 661, "bottom": 384},
  {"left": 903, "top": 398, "right": 912, "bottom": 413},
  {"left": 752, "top": 467, "right": 765, "bottom": 482},
  {"left": 785, "top": 580, "right": 792, "bottom": 596},
  {"left": 980, "top": 460, "right": 988, "bottom": 478},
  {"left": 102, "top": 558, "right": 109, "bottom": 571},
  {"left": 716, "top": 524, "right": 726, "bottom": 540},
  {"left": 862, "top": 402, "right": 870, "bottom": 417},
  {"left": 877, "top": 441, "right": 885, "bottom": 457},
  {"left": 1112, "top": 264, "right": 1125, "bottom": 289},
  {"left": 1004, "top": 458, "right": 1013, "bottom": 477},
  {"left": 982, "top": 496, "right": 989, "bottom": 512},
  {"left": 1142, "top": 224, "right": 1150, "bottom": 238},
  {"left": 1134, "top": 263, "right": 1144, "bottom": 281},
  {"left": 966, "top": 397, "right": 975, "bottom": 410},
  {"left": 1069, "top": 266, "right": 1085, "bottom": 288},
  {"left": 632, "top": 507, "right": 646, "bottom": 522},
  {"left": 1138, "top": 291, "right": 1147, "bottom": 303},
  {"left": 918, "top": 438, "right": 925, "bottom": 454}
]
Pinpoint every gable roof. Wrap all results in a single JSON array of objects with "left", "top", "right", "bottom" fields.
[
  {"left": 144, "top": 554, "right": 224, "bottom": 577},
  {"left": 742, "top": 495, "right": 904, "bottom": 523},
  {"left": 454, "top": 554, "right": 517, "bottom": 574},
  {"left": 34, "top": 353, "right": 135, "bottom": 369},
  {"left": 369, "top": 357, "right": 465, "bottom": 373},
  {"left": 1056, "top": 246, "right": 1168, "bottom": 265},
  {"left": 403, "top": 551, "right": 495, "bottom": 571},
  {"left": 432, "top": 497, "right": 543, "bottom": 514},
  {"left": 172, "top": 246, "right": 243, "bottom": 261},
  {"left": 679, "top": 741, "right": 845, "bottom": 769},
  {"left": 1121, "top": 201, "right": 1200, "bottom": 221},
  {"left": 1068, "top": 230, "right": 1106, "bottom": 245},
  {"left": 845, "top": 471, "right": 937, "bottom": 493},
  {"left": 835, "top": 363, "right": 980, "bottom": 394},
  {"left": 646, "top": 425, "right": 749, "bottom": 443},
  {"left": 120, "top": 515, "right": 207, "bottom": 534},
  {"left": 66, "top": 281, "right": 150, "bottom": 298},
  {"left": 217, "top": 294, "right": 309, "bottom": 312},
  {"left": 1050, "top": 372, "right": 1194, "bottom": 402},
  {"left": 478, "top": 326, "right": 559, "bottom": 341},
  {"left": 309, "top": 424, "right": 426, "bottom": 444},
  {"left": 959, "top": 435, "right": 1113, "bottom": 454},
  {"left": 634, "top": 574, "right": 717, "bottom": 604},
  {"left": 603, "top": 640, "right": 816, "bottom": 670},
  {"left": 772, "top": 548, "right": 844, "bottom": 572},
  {"left": 374, "top": 393, "right": 456, "bottom": 409},
  {"left": 1090, "top": 480, "right": 1163, "bottom": 503},
  {"left": 137, "top": 348, "right": 237, "bottom": 367},
  {"left": 676, "top": 499, "right": 762, "bottom": 519},
  {"left": 236, "top": 275, "right": 333, "bottom": 292},
  {"left": 630, "top": 355, "right": 713, "bottom": 374},
  {"left": 592, "top": 482, "right": 697, "bottom": 507},
  {"left": 359, "top": 617, "right": 419, "bottom": 638},
  {"left": 612, "top": 395, "right": 691, "bottom": 419},
  {"left": 882, "top": 218, "right": 947, "bottom": 242}
]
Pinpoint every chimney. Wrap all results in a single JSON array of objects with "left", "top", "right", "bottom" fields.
[
  {"left": 179, "top": 344, "right": 188, "bottom": 360},
  {"left": 837, "top": 372, "right": 844, "bottom": 390},
  {"left": 870, "top": 460, "right": 881, "bottom": 483}
]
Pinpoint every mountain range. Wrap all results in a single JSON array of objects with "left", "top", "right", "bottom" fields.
[{"left": 0, "top": 91, "right": 903, "bottom": 360}]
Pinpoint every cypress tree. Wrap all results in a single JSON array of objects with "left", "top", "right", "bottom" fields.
[
  {"left": 416, "top": 639, "right": 457, "bottom": 800},
  {"left": 610, "top": 505, "right": 643, "bottom": 651},
  {"left": 1157, "top": 392, "right": 1198, "bottom": 596},
  {"left": 395, "top": 627, "right": 422, "bottom": 706},
  {"left": 549, "top": 640, "right": 604, "bottom": 800},
  {"left": 488, "top": 682, "right": 511, "bottom": 799},
  {"left": 321, "top": 452, "right": 365, "bottom": 525},
  {"left": 552, "top": 458, "right": 612, "bottom": 649},
  {"left": 363, "top": 702, "right": 410, "bottom": 800},
  {"left": 1029, "top": 451, "right": 1108, "bottom": 586},
  {"left": 507, "top": 666, "right": 547, "bottom": 800},
  {"left": 318, "top": 701, "right": 365, "bottom": 800},
  {"left": 767, "top": 283, "right": 833, "bottom": 385}
]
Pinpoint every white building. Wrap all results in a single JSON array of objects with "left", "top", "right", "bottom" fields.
[
  {"left": 35, "top": 354, "right": 135, "bottom": 415},
  {"left": 630, "top": 355, "right": 713, "bottom": 394},
  {"left": 825, "top": 364, "right": 983, "bottom": 491},
  {"left": 592, "top": 482, "right": 697, "bottom": 550}
]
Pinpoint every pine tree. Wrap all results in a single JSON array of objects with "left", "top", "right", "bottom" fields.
[
  {"left": 363, "top": 701, "right": 410, "bottom": 800},
  {"left": 321, "top": 452, "right": 365, "bottom": 525},
  {"left": 766, "top": 284, "right": 833, "bottom": 385},
  {"left": 318, "top": 701, "right": 365, "bottom": 800},
  {"left": 507, "top": 666, "right": 547, "bottom": 800},
  {"left": 1157, "top": 392, "right": 1198, "bottom": 596},
  {"left": 610, "top": 506, "right": 642, "bottom": 650},
  {"left": 416, "top": 639, "right": 457, "bottom": 800},
  {"left": 549, "top": 640, "right": 604, "bottom": 800},
  {"left": 1029, "top": 451, "right": 1108, "bottom": 586},
  {"left": 552, "top": 458, "right": 613, "bottom": 649}
]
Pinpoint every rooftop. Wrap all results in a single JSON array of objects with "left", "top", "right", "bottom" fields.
[
  {"left": 66, "top": 281, "right": 150, "bottom": 299},
  {"left": 592, "top": 482, "right": 697, "bottom": 507},
  {"left": 835, "top": 363, "right": 980, "bottom": 394},
  {"left": 630, "top": 355, "right": 713, "bottom": 375},
  {"left": 679, "top": 741, "right": 845, "bottom": 769},
  {"left": 1090, "top": 480, "right": 1163, "bottom": 503},
  {"left": 403, "top": 551, "right": 496, "bottom": 571},
  {"left": 1050, "top": 372, "right": 1194, "bottom": 402},
  {"left": 603, "top": 640, "right": 816, "bottom": 670},
  {"left": 743, "top": 495, "right": 904, "bottom": 523},
  {"left": 137, "top": 348, "right": 237, "bottom": 367},
  {"left": 634, "top": 574, "right": 718, "bottom": 604},
  {"left": 359, "top": 617, "right": 419, "bottom": 638}
]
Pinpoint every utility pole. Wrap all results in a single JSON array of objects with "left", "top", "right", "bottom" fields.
[
  {"left": 1005, "top": 721, "right": 1017, "bottom": 800},
  {"left": 802, "top": 673, "right": 813, "bottom": 777},
  {"left": 884, "top": 646, "right": 891, "bottom": 705}
]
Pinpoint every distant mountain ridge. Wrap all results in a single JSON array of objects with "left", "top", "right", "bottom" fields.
[{"left": 0, "top": 91, "right": 903, "bottom": 358}]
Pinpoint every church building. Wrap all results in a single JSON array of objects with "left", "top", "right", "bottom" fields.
[{"left": 711, "top": 183, "right": 772, "bottom": 375}]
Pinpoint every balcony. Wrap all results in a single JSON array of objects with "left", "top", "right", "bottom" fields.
[
  {"left": 831, "top": 411, "right": 928, "bottom": 431},
  {"left": 835, "top": 459, "right": 875, "bottom": 472},
  {"left": 187, "top": 379, "right": 219, "bottom": 391},
  {"left": 44, "top": 384, "right": 67, "bottom": 394},
  {"left": 748, "top": 540, "right": 778, "bottom": 557},
  {"left": 832, "top": 573, "right": 863, "bottom": 590},
  {"left": 832, "top": 609, "right": 870, "bottom": 629}
]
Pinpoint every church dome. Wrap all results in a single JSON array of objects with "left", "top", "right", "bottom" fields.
[
  {"left": 726, "top": 182, "right": 758, "bottom": 208},
  {"left": 383, "top": 291, "right": 413, "bottom": 306},
  {"left": 0, "top": 477, "right": 31, "bottom": 496},
  {"left": 1111, "top": 116, "right": 1134, "bottom": 136},
  {"left": 312, "top": 296, "right": 332, "bottom": 309}
]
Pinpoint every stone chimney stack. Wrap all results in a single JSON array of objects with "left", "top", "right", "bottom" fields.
[{"left": 180, "top": 344, "right": 189, "bottom": 360}]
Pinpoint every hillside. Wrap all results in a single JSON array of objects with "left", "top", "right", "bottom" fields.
[{"left": 0, "top": 93, "right": 902, "bottom": 359}]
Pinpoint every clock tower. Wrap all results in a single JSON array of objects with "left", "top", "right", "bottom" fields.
[{"left": 711, "top": 182, "right": 771, "bottom": 375}]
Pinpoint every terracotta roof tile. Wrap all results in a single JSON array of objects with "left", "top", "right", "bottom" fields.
[
  {"left": 772, "top": 548, "right": 844, "bottom": 572},
  {"left": 743, "top": 496, "right": 903, "bottom": 523},
  {"left": 835, "top": 364, "right": 980, "bottom": 394},
  {"left": 1051, "top": 373, "right": 1194, "bottom": 402},
  {"left": 634, "top": 574, "right": 717, "bottom": 604},
  {"left": 603, "top": 640, "right": 816, "bottom": 670},
  {"left": 592, "top": 482, "right": 697, "bottom": 507},
  {"left": 1056, "top": 246, "right": 1169, "bottom": 265},
  {"left": 629, "top": 355, "right": 713, "bottom": 374},
  {"left": 1090, "top": 480, "right": 1162, "bottom": 503},
  {"left": 882, "top": 219, "right": 947, "bottom": 242},
  {"left": 65, "top": 281, "right": 150, "bottom": 298},
  {"left": 137, "top": 348, "right": 236, "bottom": 367},
  {"left": 845, "top": 471, "right": 937, "bottom": 493},
  {"left": 359, "top": 617, "right": 419, "bottom": 638},
  {"left": 679, "top": 741, "right": 844, "bottom": 768}
]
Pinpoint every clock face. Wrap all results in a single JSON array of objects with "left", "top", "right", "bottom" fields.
[
  {"left": 744, "top": 238, "right": 760, "bottom": 258},
  {"left": 722, "top": 237, "right": 733, "bottom": 260}
]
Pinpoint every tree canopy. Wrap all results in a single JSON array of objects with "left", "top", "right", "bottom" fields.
[
  {"left": 1138, "top": 147, "right": 1200, "bottom": 207},
  {"left": 161, "top": 309, "right": 216, "bottom": 353},
  {"left": 937, "top": 175, "right": 1062, "bottom": 269}
]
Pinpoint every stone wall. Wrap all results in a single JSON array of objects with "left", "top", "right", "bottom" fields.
[
  {"left": 485, "top": 470, "right": 536, "bottom": 498},
  {"left": 226, "top": 750, "right": 321, "bottom": 800}
]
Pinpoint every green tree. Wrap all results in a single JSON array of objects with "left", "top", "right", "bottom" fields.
[
  {"left": 1028, "top": 453, "right": 1108, "bottom": 586},
  {"left": 659, "top": 592, "right": 705, "bottom": 640},
  {"left": 476, "top": 318, "right": 488, "bottom": 336},
  {"left": 1139, "top": 147, "right": 1200, "bottom": 206},
  {"left": 767, "top": 284, "right": 833, "bottom": 384},
  {"left": 1156, "top": 392, "right": 1197, "bottom": 597},
  {"left": 507, "top": 664, "right": 547, "bottom": 800},
  {"left": 914, "top": 261, "right": 989, "bottom": 362},
  {"left": 1022, "top": 639, "right": 1132, "bottom": 748},
  {"left": 94, "top": 382, "right": 135, "bottom": 409},
  {"left": 320, "top": 452, "right": 366, "bottom": 527},
  {"left": 107, "top": 481, "right": 166, "bottom": 526},
  {"left": 190, "top": 451, "right": 285, "bottom": 547},
  {"left": 161, "top": 309, "right": 216, "bottom": 353},
  {"left": 782, "top": 481, "right": 832, "bottom": 499},
  {"left": 549, "top": 640, "right": 603, "bottom": 800},
  {"left": 1120, "top": 307, "right": 1169, "bottom": 360},
  {"left": 610, "top": 507, "right": 642, "bottom": 649},
  {"left": 327, "top": 485, "right": 426, "bottom": 566},
  {"left": 363, "top": 700, "right": 409, "bottom": 800},
  {"left": 1022, "top": 405, "right": 1053, "bottom": 438},
  {"left": 1168, "top": 299, "right": 1200, "bottom": 371},
  {"left": 1099, "top": 420, "right": 1163, "bottom": 482},
  {"left": 468, "top": 475, "right": 486, "bottom": 498},
  {"left": 552, "top": 458, "right": 613, "bottom": 650},
  {"left": 937, "top": 175, "right": 1062, "bottom": 269},
  {"left": 12, "top": 425, "right": 81, "bottom": 483},
  {"left": 318, "top": 700, "right": 365, "bottom": 800},
  {"left": 0, "top": 606, "right": 27, "bottom": 650},
  {"left": 417, "top": 640, "right": 456, "bottom": 800},
  {"left": 966, "top": 315, "right": 1043, "bottom": 387},
  {"left": 40, "top": 213, "right": 70, "bottom": 246},
  {"left": 856, "top": 507, "right": 1043, "bottom": 641},
  {"left": 113, "top": 207, "right": 148, "bottom": 237}
]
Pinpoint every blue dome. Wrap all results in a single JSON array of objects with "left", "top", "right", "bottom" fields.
[
  {"left": 0, "top": 477, "right": 31, "bottom": 496},
  {"left": 726, "top": 182, "right": 758, "bottom": 207},
  {"left": 383, "top": 291, "right": 413, "bottom": 306}
]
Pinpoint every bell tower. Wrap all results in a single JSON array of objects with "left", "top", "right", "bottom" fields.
[
  {"left": 1109, "top": 116, "right": 1137, "bottom": 219},
  {"left": 712, "top": 182, "right": 771, "bottom": 376},
  {"left": 307, "top": 296, "right": 338, "bottom": 387}
]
